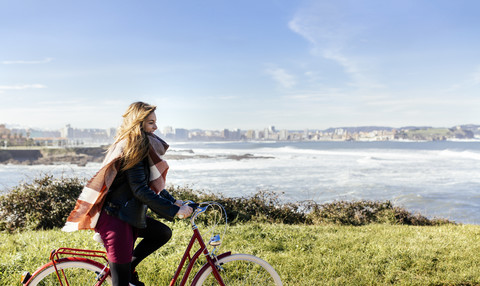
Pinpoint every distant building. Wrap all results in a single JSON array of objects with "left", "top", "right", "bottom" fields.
[
  {"left": 175, "top": 128, "right": 189, "bottom": 140},
  {"left": 245, "top": 130, "right": 256, "bottom": 140},
  {"left": 222, "top": 129, "right": 230, "bottom": 139},
  {"left": 163, "top": 126, "right": 174, "bottom": 136},
  {"left": 162, "top": 126, "right": 175, "bottom": 140},
  {"left": 58, "top": 124, "right": 112, "bottom": 145},
  {"left": 61, "top": 124, "right": 74, "bottom": 138},
  {"left": 279, "top": 129, "right": 289, "bottom": 140},
  {"left": 107, "top": 127, "right": 116, "bottom": 138},
  {"left": 222, "top": 128, "right": 241, "bottom": 140}
]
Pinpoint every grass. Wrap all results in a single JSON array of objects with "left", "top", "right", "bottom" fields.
[
  {"left": 2, "top": 222, "right": 480, "bottom": 285},
  {"left": 0, "top": 176, "right": 475, "bottom": 284}
]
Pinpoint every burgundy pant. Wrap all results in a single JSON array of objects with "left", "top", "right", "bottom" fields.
[{"left": 95, "top": 209, "right": 172, "bottom": 264}]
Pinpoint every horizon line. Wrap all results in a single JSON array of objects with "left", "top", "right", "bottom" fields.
[{"left": 2, "top": 122, "right": 479, "bottom": 132}]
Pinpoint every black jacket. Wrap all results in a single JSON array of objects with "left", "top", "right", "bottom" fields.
[{"left": 104, "top": 158, "right": 180, "bottom": 228}]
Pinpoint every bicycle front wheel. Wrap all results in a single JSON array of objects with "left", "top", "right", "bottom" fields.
[
  {"left": 27, "top": 258, "right": 111, "bottom": 286},
  {"left": 195, "top": 253, "right": 283, "bottom": 286}
]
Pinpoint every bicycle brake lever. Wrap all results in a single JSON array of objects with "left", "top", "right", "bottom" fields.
[
  {"left": 193, "top": 205, "right": 208, "bottom": 216},
  {"left": 188, "top": 203, "right": 199, "bottom": 210}
]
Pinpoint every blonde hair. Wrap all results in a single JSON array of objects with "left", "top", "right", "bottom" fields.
[{"left": 111, "top": 101, "right": 157, "bottom": 171}]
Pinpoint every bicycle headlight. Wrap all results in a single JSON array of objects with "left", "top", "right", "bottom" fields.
[{"left": 209, "top": 234, "right": 222, "bottom": 247}]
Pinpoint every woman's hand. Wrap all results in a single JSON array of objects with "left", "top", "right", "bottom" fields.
[
  {"left": 176, "top": 205, "right": 193, "bottom": 219},
  {"left": 174, "top": 200, "right": 183, "bottom": 207}
]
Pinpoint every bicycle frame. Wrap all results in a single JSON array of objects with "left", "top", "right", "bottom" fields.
[
  {"left": 23, "top": 202, "right": 233, "bottom": 286},
  {"left": 170, "top": 223, "right": 230, "bottom": 286}
]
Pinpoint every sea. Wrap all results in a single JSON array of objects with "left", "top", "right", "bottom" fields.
[{"left": 1, "top": 140, "right": 479, "bottom": 224}]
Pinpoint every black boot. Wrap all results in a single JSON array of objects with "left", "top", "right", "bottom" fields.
[
  {"left": 130, "top": 271, "right": 145, "bottom": 286},
  {"left": 109, "top": 262, "right": 131, "bottom": 286}
]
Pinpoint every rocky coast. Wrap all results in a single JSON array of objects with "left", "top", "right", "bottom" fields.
[
  {"left": 0, "top": 147, "right": 274, "bottom": 166},
  {"left": 0, "top": 147, "right": 107, "bottom": 166}
]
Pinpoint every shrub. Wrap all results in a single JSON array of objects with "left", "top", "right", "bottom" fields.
[
  {"left": 304, "top": 200, "right": 453, "bottom": 226},
  {"left": 0, "top": 175, "right": 454, "bottom": 232},
  {"left": 0, "top": 175, "right": 84, "bottom": 232},
  {"left": 165, "top": 187, "right": 454, "bottom": 226},
  {"left": 166, "top": 186, "right": 308, "bottom": 224}
]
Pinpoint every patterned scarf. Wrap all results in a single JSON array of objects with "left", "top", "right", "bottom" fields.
[{"left": 62, "top": 133, "right": 169, "bottom": 232}]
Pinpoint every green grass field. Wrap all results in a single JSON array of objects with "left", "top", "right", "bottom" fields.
[{"left": 2, "top": 222, "right": 480, "bottom": 285}]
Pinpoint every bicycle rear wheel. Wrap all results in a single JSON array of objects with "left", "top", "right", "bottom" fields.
[
  {"left": 27, "top": 258, "right": 111, "bottom": 285},
  {"left": 195, "top": 253, "right": 283, "bottom": 286}
]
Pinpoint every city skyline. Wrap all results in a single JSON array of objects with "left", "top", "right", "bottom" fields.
[
  {"left": 2, "top": 121, "right": 477, "bottom": 145},
  {"left": 3, "top": 120, "right": 478, "bottom": 134},
  {"left": 1, "top": 0, "right": 480, "bottom": 130}
]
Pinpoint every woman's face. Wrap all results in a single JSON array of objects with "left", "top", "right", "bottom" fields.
[{"left": 143, "top": 112, "right": 157, "bottom": 133}]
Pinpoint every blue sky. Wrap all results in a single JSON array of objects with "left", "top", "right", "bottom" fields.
[{"left": 1, "top": 0, "right": 479, "bottom": 131}]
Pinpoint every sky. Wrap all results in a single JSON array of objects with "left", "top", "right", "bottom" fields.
[{"left": 1, "top": 0, "right": 480, "bottom": 131}]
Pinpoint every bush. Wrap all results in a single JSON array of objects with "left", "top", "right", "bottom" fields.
[
  {"left": 0, "top": 175, "right": 84, "bottom": 232},
  {"left": 165, "top": 186, "right": 454, "bottom": 226},
  {"left": 304, "top": 200, "right": 452, "bottom": 226},
  {"left": 0, "top": 175, "right": 454, "bottom": 232},
  {"left": 166, "top": 186, "right": 308, "bottom": 224}
]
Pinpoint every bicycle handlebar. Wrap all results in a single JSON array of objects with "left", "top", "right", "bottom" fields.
[{"left": 179, "top": 201, "right": 228, "bottom": 232}]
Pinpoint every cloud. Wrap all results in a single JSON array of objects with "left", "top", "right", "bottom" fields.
[
  {"left": 1, "top": 58, "right": 53, "bottom": 64},
  {"left": 283, "top": 88, "right": 345, "bottom": 102},
  {"left": 288, "top": 2, "right": 353, "bottom": 52},
  {"left": 445, "top": 65, "right": 480, "bottom": 92},
  {"left": 0, "top": 84, "right": 47, "bottom": 94},
  {"left": 266, "top": 68, "right": 296, "bottom": 88},
  {"left": 322, "top": 49, "right": 360, "bottom": 79},
  {"left": 0, "top": 84, "right": 47, "bottom": 91},
  {"left": 217, "top": 95, "right": 238, "bottom": 100},
  {"left": 288, "top": 2, "right": 383, "bottom": 90},
  {"left": 472, "top": 66, "right": 480, "bottom": 84},
  {"left": 323, "top": 49, "right": 384, "bottom": 90}
]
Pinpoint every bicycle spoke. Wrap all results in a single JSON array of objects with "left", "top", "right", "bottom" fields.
[
  {"left": 28, "top": 260, "right": 110, "bottom": 286},
  {"left": 197, "top": 254, "right": 282, "bottom": 286},
  {"left": 217, "top": 259, "right": 274, "bottom": 284},
  {"left": 39, "top": 268, "right": 100, "bottom": 285}
]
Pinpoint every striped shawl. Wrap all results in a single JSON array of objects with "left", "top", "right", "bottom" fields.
[{"left": 62, "top": 134, "right": 169, "bottom": 232}]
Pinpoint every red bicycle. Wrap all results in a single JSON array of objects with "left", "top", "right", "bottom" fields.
[{"left": 21, "top": 201, "right": 283, "bottom": 285}]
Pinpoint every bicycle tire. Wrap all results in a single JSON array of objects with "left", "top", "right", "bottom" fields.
[
  {"left": 194, "top": 253, "right": 283, "bottom": 286},
  {"left": 27, "top": 258, "right": 111, "bottom": 285}
]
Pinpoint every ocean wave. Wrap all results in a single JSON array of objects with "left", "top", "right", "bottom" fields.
[
  {"left": 437, "top": 149, "right": 480, "bottom": 160},
  {"left": 2, "top": 141, "right": 480, "bottom": 224}
]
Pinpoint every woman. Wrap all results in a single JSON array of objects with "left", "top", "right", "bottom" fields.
[{"left": 66, "top": 102, "right": 193, "bottom": 286}]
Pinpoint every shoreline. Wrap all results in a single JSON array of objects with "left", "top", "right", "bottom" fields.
[
  {"left": 0, "top": 147, "right": 106, "bottom": 166},
  {"left": 0, "top": 147, "right": 275, "bottom": 166},
  {"left": 3, "top": 138, "right": 479, "bottom": 166}
]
